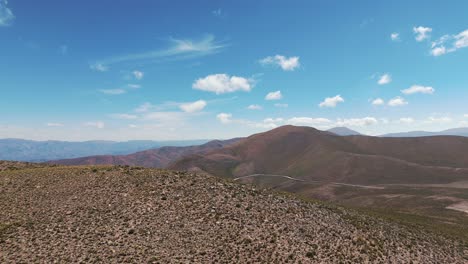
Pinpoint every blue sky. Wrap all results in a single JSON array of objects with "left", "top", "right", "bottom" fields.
[{"left": 1, "top": 0, "right": 468, "bottom": 141}]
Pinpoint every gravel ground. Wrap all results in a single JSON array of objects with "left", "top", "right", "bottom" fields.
[{"left": 0, "top": 163, "right": 466, "bottom": 263}]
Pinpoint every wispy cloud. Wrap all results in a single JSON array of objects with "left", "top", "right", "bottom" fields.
[
  {"left": 133, "top": 70, "right": 144, "bottom": 80},
  {"left": 99, "top": 89, "right": 126, "bottom": 95},
  {"left": 371, "top": 98, "right": 385, "bottom": 105},
  {"left": 429, "top": 29, "right": 468, "bottom": 56},
  {"left": 128, "top": 84, "right": 141, "bottom": 89},
  {"left": 390, "top": 32, "right": 400, "bottom": 41},
  {"left": 90, "top": 63, "right": 109, "bottom": 72},
  {"left": 0, "top": 0, "right": 15, "bottom": 27},
  {"left": 110, "top": 114, "right": 138, "bottom": 120},
  {"left": 92, "top": 34, "right": 225, "bottom": 69},
  {"left": 247, "top": 104, "right": 262, "bottom": 110},
  {"left": 275, "top": 103, "right": 288, "bottom": 108},
  {"left": 46, "top": 123, "right": 64, "bottom": 127},
  {"left": 336, "top": 117, "right": 378, "bottom": 127},
  {"left": 84, "top": 121, "right": 105, "bottom": 129}
]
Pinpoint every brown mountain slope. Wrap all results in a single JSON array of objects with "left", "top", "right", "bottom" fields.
[
  {"left": 1, "top": 164, "right": 466, "bottom": 262},
  {"left": 171, "top": 125, "right": 468, "bottom": 185},
  {"left": 49, "top": 138, "right": 241, "bottom": 168}
]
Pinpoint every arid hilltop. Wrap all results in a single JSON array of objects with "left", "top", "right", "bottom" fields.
[{"left": 0, "top": 162, "right": 466, "bottom": 263}]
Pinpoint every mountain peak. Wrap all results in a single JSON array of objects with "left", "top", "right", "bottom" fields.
[{"left": 327, "top": 127, "right": 362, "bottom": 136}]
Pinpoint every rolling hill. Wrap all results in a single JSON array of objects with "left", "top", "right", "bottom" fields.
[
  {"left": 171, "top": 125, "right": 468, "bottom": 185},
  {"left": 0, "top": 162, "right": 465, "bottom": 262},
  {"left": 50, "top": 138, "right": 242, "bottom": 168}
]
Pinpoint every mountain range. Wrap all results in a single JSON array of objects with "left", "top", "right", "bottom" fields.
[
  {"left": 380, "top": 127, "right": 468, "bottom": 137},
  {"left": 0, "top": 138, "right": 209, "bottom": 162}
]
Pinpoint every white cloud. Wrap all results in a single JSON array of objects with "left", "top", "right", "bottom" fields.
[
  {"left": 413, "top": 26, "right": 432, "bottom": 42},
  {"left": 247, "top": 104, "right": 262, "bottom": 110},
  {"left": 464, "top": 114, "right": 468, "bottom": 118},
  {"left": 378, "top": 73, "right": 392, "bottom": 85},
  {"left": 265, "top": 90, "right": 282, "bottom": 100},
  {"left": 336, "top": 117, "right": 378, "bottom": 127},
  {"left": 371, "top": 98, "right": 385, "bottom": 105},
  {"left": 143, "top": 112, "right": 187, "bottom": 123},
  {"left": 401, "top": 85, "right": 434, "bottom": 95},
  {"left": 388, "top": 96, "right": 408, "bottom": 106},
  {"left": 319, "top": 95, "right": 344, "bottom": 108},
  {"left": 399, "top": 117, "right": 414, "bottom": 124},
  {"left": 84, "top": 121, "right": 105, "bottom": 129},
  {"left": 135, "top": 102, "right": 154, "bottom": 113},
  {"left": 431, "top": 46, "right": 446, "bottom": 56},
  {"left": 391, "top": 33, "right": 400, "bottom": 41},
  {"left": 426, "top": 116, "right": 452, "bottom": 124},
  {"left": 128, "top": 84, "right": 141, "bottom": 89},
  {"left": 275, "top": 103, "right": 288, "bottom": 108},
  {"left": 99, "top": 89, "right": 126, "bottom": 95},
  {"left": 92, "top": 34, "right": 225, "bottom": 68},
  {"left": 429, "top": 30, "right": 468, "bottom": 56},
  {"left": 110, "top": 114, "right": 138, "bottom": 120},
  {"left": 46, "top": 123, "right": 64, "bottom": 127},
  {"left": 260, "top": 55, "right": 300, "bottom": 71},
  {"left": 179, "top": 100, "right": 207, "bottom": 113},
  {"left": 90, "top": 63, "right": 109, "bottom": 72},
  {"left": 0, "top": 0, "right": 15, "bottom": 27},
  {"left": 133, "top": 70, "right": 144, "bottom": 80},
  {"left": 193, "top": 74, "right": 253, "bottom": 94},
  {"left": 129, "top": 124, "right": 138, "bottom": 128},
  {"left": 287, "top": 117, "right": 331, "bottom": 126},
  {"left": 454, "top": 29, "right": 468, "bottom": 49},
  {"left": 217, "top": 113, "right": 232, "bottom": 124}
]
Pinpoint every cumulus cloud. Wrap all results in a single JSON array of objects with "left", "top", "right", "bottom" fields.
[
  {"left": 133, "top": 70, "right": 144, "bottom": 80},
  {"left": 431, "top": 46, "right": 446, "bottom": 56},
  {"left": 388, "top": 96, "right": 408, "bottom": 106},
  {"left": 179, "top": 100, "right": 207, "bottom": 113},
  {"left": 259, "top": 55, "right": 300, "bottom": 71},
  {"left": 391, "top": 33, "right": 400, "bottom": 41},
  {"left": 84, "top": 121, "right": 105, "bottom": 129},
  {"left": 399, "top": 117, "right": 414, "bottom": 124},
  {"left": 378, "top": 74, "right": 392, "bottom": 85},
  {"left": 413, "top": 26, "right": 432, "bottom": 42},
  {"left": 336, "top": 117, "right": 378, "bottom": 127},
  {"left": 90, "top": 63, "right": 109, "bottom": 72},
  {"left": 46, "top": 123, "right": 64, "bottom": 127},
  {"left": 0, "top": 0, "right": 15, "bottom": 27},
  {"left": 216, "top": 113, "right": 232, "bottom": 124},
  {"left": 193, "top": 74, "right": 253, "bottom": 94},
  {"left": 371, "top": 98, "right": 385, "bottom": 105},
  {"left": 401, "top": 85, "right": 434, "bottom": 95},
  {"left": 265, "top": 91, "right": 282, "bottom": 100},
  {"left": 99, "top": 89, "right": 126, "bottom": 95},
  {"left": 247, "top": 104, "right": 262, "bottom": 110},
  {"left": 319, "top": 95, "right": 344, "bottom": 108}
]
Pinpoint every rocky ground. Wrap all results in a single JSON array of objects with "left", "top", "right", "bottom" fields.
[{"left": 0, "top": 164, "right": 467, "bottom": 263}]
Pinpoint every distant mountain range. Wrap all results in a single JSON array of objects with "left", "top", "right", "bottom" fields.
[
  {"left": 0, "top": 138, "right": 209, "bottom": 162},
  {"left": 49, "top": 138, "right": 242, "bottom": 167},
  {"left": 380, "top": 127, "right": 468, "bottom": 137},
  {"left": 327, "top": 127, "right": 362, "bottom": 136}
]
